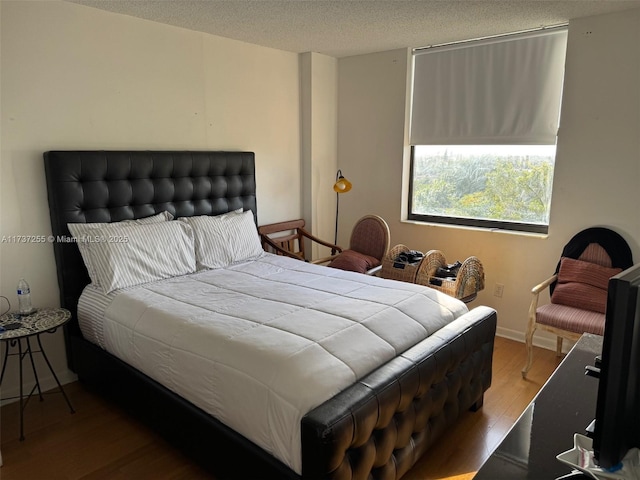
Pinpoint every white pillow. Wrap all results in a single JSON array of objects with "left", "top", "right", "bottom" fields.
[
  {"left": 88, "top": 221, "right": 196, "bottom": 294},
  {"left": 68, "top": 211, "right": 174, "bottom": 285},
  {"left": 179, "top": 210, "right": 263, "bottom": 269}
]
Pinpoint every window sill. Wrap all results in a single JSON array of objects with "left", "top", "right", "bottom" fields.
[{"left": 401, "top": 218, "right": 549, "bottom": 239}]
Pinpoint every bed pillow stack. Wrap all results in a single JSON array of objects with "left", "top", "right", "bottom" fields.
[
  {"left": 69, "top": 212, "right": 196, "bottom": 293},
  {"left": 179, "top": 210, "right": 264, "bottom": 270},
  {"left": 68, "top": 211, "right": 176, "bottom": 288},
  {"left": 68, "top": 209, "right": 264, "bottom": 293}
]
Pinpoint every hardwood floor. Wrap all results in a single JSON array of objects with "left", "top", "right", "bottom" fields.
[
  {"left": 0, "top": 337, "right": 562, "bottom": 480},
  {"left": 403, "top": 336, "right": 562, "bottom": 480}
]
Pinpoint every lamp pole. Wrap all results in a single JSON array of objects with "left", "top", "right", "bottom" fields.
[
  {"left": 333, "top": 169, "right": 352, "bottom": 246},
  {"left": 335, "top": 190, "right": 340, "bottom": 245}
]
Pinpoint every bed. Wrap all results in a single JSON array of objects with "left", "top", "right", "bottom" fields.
[{"left": 44, "top": 150, "right": 497, "bottom": 480}]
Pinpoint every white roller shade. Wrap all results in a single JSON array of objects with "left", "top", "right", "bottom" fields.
[{"left": 410, "top": 28, "right": 568, "bottom": 146}]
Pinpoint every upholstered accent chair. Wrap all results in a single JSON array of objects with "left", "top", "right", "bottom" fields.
[
  {"left": 521, "top": 227, "right": 633, "bottom": 379},
  {"left": 328, "top": 215, "right": 391, "bottom": 275}
]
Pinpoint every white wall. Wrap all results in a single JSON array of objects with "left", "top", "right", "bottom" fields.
[
  {"left": 300, "top": 52, "right": 339, "bottom": 257},
  {"left": 337, "top": 49, "right": 410, "bottom": 243},
  {"left": 337, "top": 9, "right": 640, "bottom": 351},
  {"left": 0, "top": 0, "right": 302, "bottom": 399}
]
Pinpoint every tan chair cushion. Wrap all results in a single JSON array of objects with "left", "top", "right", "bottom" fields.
[
  {"left": 551, "top": 257, "right": 622, "bottom": 313},
  {"left": 328, "top": 249, "right": 380, "bottom": 274}
]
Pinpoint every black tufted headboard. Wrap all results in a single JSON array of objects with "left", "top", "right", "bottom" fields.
[{"left": 44, "top": 150, "right": 256, "bottom": 358}]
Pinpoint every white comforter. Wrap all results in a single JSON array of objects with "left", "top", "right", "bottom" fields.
[{"left": 78, "top": 253, "right": 468, "bottom": 473}]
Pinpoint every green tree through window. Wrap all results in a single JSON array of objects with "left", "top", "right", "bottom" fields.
[{"left": 410, "top": 145, "right": 555, "bottom": 232}]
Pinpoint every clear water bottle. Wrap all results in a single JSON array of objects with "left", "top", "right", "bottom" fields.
[{"left": 17, "top": 278, "right": 32, "bottom": 314}]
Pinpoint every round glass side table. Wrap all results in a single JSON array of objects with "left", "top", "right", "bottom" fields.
[{"left": 0, "top": 307, "right": 75, "bottom": 440}]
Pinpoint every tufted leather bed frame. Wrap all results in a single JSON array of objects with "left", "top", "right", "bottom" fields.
[{"left": 44, "top": 150, "right": 497, "bottom": 480}]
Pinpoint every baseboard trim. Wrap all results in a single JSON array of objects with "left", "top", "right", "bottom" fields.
[{"left": 496, "top": 326, "right": 575, "bottom": 353}]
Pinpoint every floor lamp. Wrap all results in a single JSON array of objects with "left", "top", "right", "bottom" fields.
[{"left": 333, "top": 169, "right": 352, "bottom": 245}]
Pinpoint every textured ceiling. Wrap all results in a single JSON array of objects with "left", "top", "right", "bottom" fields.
[{"left": 68, "top": 0, "right": 640, "bottom": 58}]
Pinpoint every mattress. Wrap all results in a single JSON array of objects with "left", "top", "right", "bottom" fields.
[{"left": 78, "top": 253, "right": 468, "bottom": 473}]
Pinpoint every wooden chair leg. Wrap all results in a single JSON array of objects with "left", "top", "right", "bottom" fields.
[
  {"left": 556, "top": 336, "right": 563, "bottom": 357},
  {"left": 522, "top": 318, "right": 537, "bottom": 379}
]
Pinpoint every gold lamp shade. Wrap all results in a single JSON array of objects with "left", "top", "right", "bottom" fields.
[{"left": 333, "top": 170, "right": 352, "bottom": 193}]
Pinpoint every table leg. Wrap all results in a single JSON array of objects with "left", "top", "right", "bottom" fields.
[
  {"left": 17, "top": 339, "right": 25, "bottom": 441},
  {"left": 0, "top": 340, "right": 27, "bottom": 440},
  {"left": 25, "top": 337, "right": 44, "bottom": 401},
  {"left": 36, "top": 335, "right": 74, "bottom": 414},
  {"left": 0, "top": 344, "right": 9, "bottom": 384}
]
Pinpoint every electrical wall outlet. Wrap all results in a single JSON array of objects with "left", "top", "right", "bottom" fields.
[{"left": 494, "top": 283, "right": 504, "bottom": 298}]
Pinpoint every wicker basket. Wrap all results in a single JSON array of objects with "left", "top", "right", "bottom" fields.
[
  {"left": 416, "top": 251, "right": 485, "bottom": 301},
  {"left": 381, "top": 244, "right": 422, "bottom": 283}
]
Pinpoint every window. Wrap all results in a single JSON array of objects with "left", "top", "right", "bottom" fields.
[
  {"left": 410, "top": 145, "right": 556, "bottom": 233},
  {"left": 408, "top": 27, "right": 568, "bottom": 233}
]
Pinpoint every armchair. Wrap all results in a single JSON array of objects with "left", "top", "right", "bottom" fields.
[
  {"left": 521, "top": 227, "right": 633, "bottom": 379},
  {"left": 327, "top": 215, "right": 391, "bottom": 275},
  {"left": 258, "top": 219, "right": 342, "bottom": 265}
]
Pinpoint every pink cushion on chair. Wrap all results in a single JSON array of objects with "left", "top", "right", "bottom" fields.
[
  {"left": 552, "top": 283, "right": 608, "bottom": 314},
  {"left": 578, "top": 243, "right": 613, "bottom": 267},
  {"left": 556, "top": 257, "right": 621, "bottom": 289},
  {"left": 536, "top": 303, "right": 605, "bottom": 335},
  {"left": 328, "top": 249, "right": 380, "bottom": 274},
  {"left": 551, "top": 257, "right": 622, "bottom": 314}
]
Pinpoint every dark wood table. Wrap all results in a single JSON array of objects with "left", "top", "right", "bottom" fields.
[{"left": 474, "top": 333, "right": 602, "bottom": 480}]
